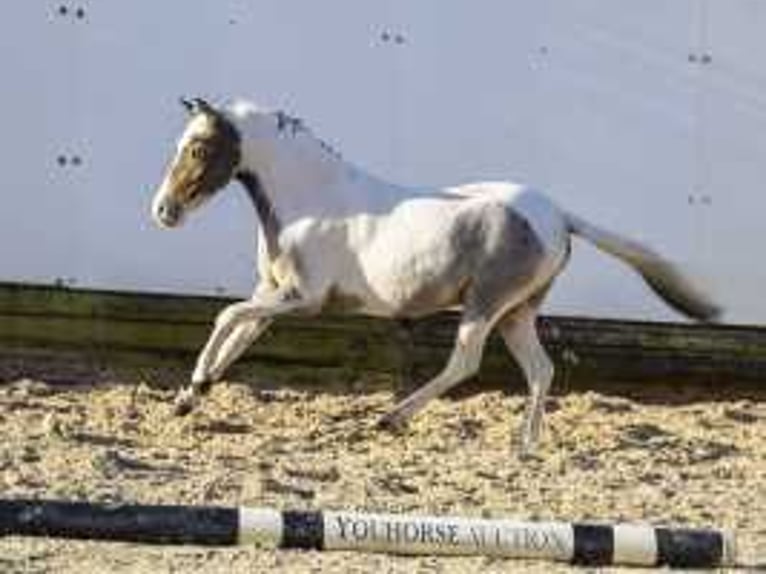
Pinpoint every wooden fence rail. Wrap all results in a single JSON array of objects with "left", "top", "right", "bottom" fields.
[{"left": 0, "top": 282, "right": 764, "bottom": 393}]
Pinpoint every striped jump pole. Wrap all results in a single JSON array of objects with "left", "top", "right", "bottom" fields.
[{"left": 0, "top": 499, "right": 736, "bottom": 569}]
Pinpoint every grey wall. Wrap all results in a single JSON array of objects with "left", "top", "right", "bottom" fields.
[{"left": 1, "top": 1, "right": 764, "bottom": 324}]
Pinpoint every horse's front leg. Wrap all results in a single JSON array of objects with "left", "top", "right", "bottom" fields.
[
  {"left": 204, "top": 318, "right": 273, "bottom": 383},
  {"left": 174, "top": 288, "right": 306, "bottom": 416},
  {"left": 193, "top": 283, "right": 279, "bottom": 387}
]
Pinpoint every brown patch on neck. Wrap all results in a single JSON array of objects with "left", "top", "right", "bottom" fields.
[
  {"left": 237, "top": 171, "right": 300, "bottom": 292},
  {"left": 236, "top": 170, "right": 281, "bottom": 260}
]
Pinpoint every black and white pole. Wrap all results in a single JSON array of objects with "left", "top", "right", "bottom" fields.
[{"left": 0, "top": 499, "right": 736, "bottom": 569}]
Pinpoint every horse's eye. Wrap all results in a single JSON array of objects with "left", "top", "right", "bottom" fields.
[{"left": 190, "top": 145, "right": 209, "bottom": 161}]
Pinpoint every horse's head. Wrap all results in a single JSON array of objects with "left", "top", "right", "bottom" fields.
[{"left": 152, "top": 98, "right": 242, "bottom": 228}]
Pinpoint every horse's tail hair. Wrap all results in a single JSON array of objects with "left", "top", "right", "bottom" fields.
[{"left": 564, "top": 211, "right": 722, "bottom": 322}]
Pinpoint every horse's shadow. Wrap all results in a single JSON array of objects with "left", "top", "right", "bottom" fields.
[
  {"left": 2, "top": 314, "right": 765, "bottom": 408},
  {"left": 222, "top": 347, "right": 766, "bottom": 408}
]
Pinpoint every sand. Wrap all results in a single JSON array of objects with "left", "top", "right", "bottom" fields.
[{"left": 0, "top": 375, "right": 762, "bottom": 573}]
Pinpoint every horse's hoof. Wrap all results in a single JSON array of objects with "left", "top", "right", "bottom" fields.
[
  {"left": 195, "top": 379, "right": 213, "bottom": 395},
  {"left": 514, "top": 437, "right": 541, "bottom": 461},
  {"left": 173, "top": 401, "right": 193, "bottom": 417},
  {"left": 173, "top": 390, "right": 198, "bottom": 417},
  {"left": 377, "top": 412, "right": 407, "bottom": 433},
  {"left": 515, "top": 447, "right": 538, "bottom": 462}
]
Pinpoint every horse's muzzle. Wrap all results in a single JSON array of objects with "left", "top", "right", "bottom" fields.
[{"left": 152, "top": 197, "right": 182, "bottom": 228}]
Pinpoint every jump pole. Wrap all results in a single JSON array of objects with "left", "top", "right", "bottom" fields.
[{"left": 0, "top": 498, "right": 736, "bottom": 569}]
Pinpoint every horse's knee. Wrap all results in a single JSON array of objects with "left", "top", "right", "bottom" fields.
[
  {"left": 535, "top": 358, "right": 554, "bottom": 392},
  {"left": 215, "top": 303, "right": 249, "bottom": 328},
  {"left": 455, "top": 337, "right": 487, "bottom": 378},
  {"left": 464, "top": 353, "right": 483, "bottom": 379}
]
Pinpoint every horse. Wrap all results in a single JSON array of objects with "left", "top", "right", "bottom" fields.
[{"left": 151, "top": 97, "right": 720, "bottom": 454}]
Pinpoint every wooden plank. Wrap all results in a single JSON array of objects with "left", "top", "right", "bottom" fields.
[{"left": 0, "top": 283, "right": 764, "bottom": 390}]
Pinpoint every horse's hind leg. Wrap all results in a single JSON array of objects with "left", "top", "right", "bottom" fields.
[
  {"left": 394, "top": 319, "right": 417, "bottom": 399},
  {"left": 378, "top": 239, "right": 557, "bottom": 430},
  {"left": 378, "top": 316, "right": 491, "bottom": 429},
  {"left": 497, "top": 302, "right": 554, "bottom": 455}
]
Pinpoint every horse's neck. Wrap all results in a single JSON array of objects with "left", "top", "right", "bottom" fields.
[
  {"left": 236, "top": 170, "right": 281, "bottom": 260},
  {"left": 242, "top": 137, "right": 410, "bottom": 227}
]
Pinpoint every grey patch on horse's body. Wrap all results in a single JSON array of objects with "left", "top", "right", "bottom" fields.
[
  {"left": 387, "top": 203, "right": 554, "bottom": 320},
  {"left": 460, "top": 204, "right": 555, "bottom": 321}
]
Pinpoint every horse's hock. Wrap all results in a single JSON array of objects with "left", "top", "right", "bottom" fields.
[{"left": 0, "top": 282, "right": 764, "bottom": 400}]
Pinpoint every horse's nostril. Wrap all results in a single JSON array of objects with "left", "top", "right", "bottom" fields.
[{"left": 153, "top": 198, "right": 179, "bottom": 227}]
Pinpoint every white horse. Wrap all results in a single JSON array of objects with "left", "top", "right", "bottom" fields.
[{"left": 151, "top": 97, "right": 720, "bottom": 454}]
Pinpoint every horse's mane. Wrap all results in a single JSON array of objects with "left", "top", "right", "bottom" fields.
[{"left": 225, "top": 99, "right": 342, "bottom": 161}]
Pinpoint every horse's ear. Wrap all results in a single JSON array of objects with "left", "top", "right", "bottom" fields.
[
  {"left": 179, "top": 97, "right": 214, "bottom": 116},
  {"left": 193, "top": 98, "right": 215, "bottom": 114},
  {"left": 180, "top": 97, "right": 196, "bottom": 115}
]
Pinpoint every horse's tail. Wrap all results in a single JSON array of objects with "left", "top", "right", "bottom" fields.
[{"left": 564, "top": 211, "right": 721, "bottom": 322}]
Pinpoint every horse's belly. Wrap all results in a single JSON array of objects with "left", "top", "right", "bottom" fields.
[
  {"left": 352, "top": 194, "right": 564, "bottom": 318},
  {"left": 351, "top": 275, "right": 465, "bottom": 318},
  {"left": 358, "top": 231, "right": 471, "bottom": 318},
  {"left": 293, "top": 189, "right": 567, "bottom": 318}
]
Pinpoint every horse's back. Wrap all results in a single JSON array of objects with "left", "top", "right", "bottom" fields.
[
  {"left": 287, "top": 179, "right": 570, "bottom": 318},
  {"left": 338, "top": 183, "right": 565, "bottom": 317},
  {"left": 444, "top": 181, "right": 569, "bottom": 255}
]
